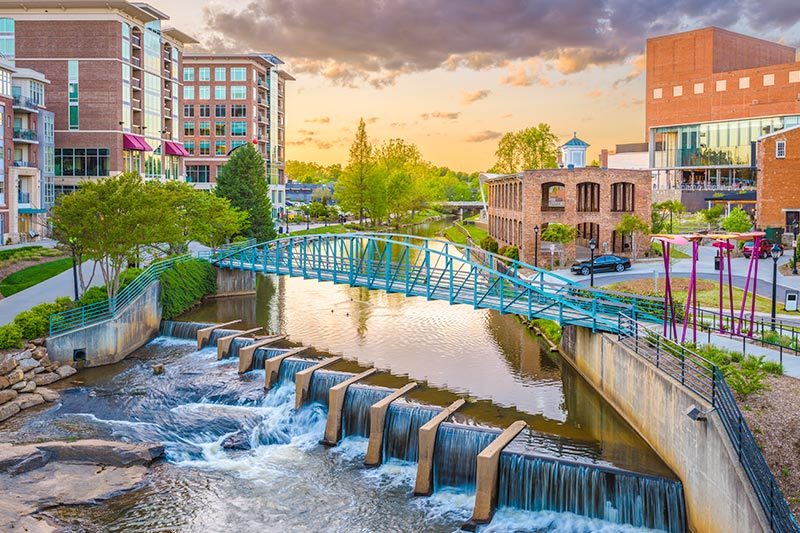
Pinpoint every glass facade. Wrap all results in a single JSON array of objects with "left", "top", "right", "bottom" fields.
[
  {"left": 268, "top": 68, "right": 279, "bottom": 184},
  {"left": 230, "top": 67, "right": 246, "bottom": 81},
  {"left": 55, "top": 148, "right": 110, "bottom": 176},
  {"left": 68, "top": 60, "right": 79, "bottom": 130},
  {"left": 0, "top": 18, "right": 14, "bottom": 64}
]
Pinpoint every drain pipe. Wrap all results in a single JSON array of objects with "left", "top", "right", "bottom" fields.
[
  {"left": 414, "top": 398, "right": 466, "bottom": 496},
  {"left": 364, "top": 382, "right": 418, "bottom": 466},
  {"left": 322, "top": 368, "right": 378, "bottom": 446}
]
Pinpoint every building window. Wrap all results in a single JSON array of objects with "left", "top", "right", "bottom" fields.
[
  {"left": 184, "top": 140, "right": 194, "bottom": 155},
  {"left": 763, "top": 73, "right": 775, "bottom": 87},
  {"left": 198, "top": 67, "right": 210, "bottom": 81},
  {"left": 198, "top": 121, "right": 210, "bottom": 136},
  {"left": 652, "top": 88, "right": 662, "bottom": 100},
  {"left": 576, "top": 182, "right": 600, "bottom": 212},
  {"left": 215, "top": 140, "right": 227, "bottom": 155},
  {"left": 183, "top": 67, "right": 194, "bottom": 82},
  {"left": 230, "top": 86, "right": 246, "bottom": 100},
  {"left": 0, "top": 18, "right": 14, "bottom": 63},
  {"left": 198, "top": 141, "right": 210, "bottom": 156},
  {"left": 231, "top": 67, "right": 246, "bottom": 81},
  {"left": 231, "top": 104, "right": 246, "bottom": 117},
  {"left": 716, "top": 80, "right": 727, "bottom": 92},
  {"left": 183, "top": 121, "right": 194, "bottom": 136},
  {"left": 55, "top": 148, "right": 110, "bottom": 177},
  {"left": 186, "top": 165, "right": 210, "bottom": 183},
  {"left": 672, "top": 85, "right": 683, "bottom": 97},
  {"left": 183, "top": 85, "right": 194, "bottom": 100},
  {"left": 231, "top": 140, "right": 246, "bottom": 149},
  {"left": 739, "top": 77, "right": 750, "bottom": 89},
  {"left": 777, "top": 140, "right": 786, "bottom": 159},
  {"left": 199, "top": 104, "right": 210, "bottom": 117},
  {"left": 541, "top": 182, "right": 565, "bottom": 212},
  {"left": 231, "top": 121, "right": 247, "bottom": 136},
  {"left": 791, "top": 71, "right": 800, "bottom": 84},
  {"left": 215, "top": 122, "right": 226, "bottom": 136},
  {"left": 67, "top": 59, "right": 79, "bottom": 130},
  {"left": 215, "top": 67, "right": 226, "bottom": 81},
  {"left": 611, "top": 182, "right": 635, "bottom": 212},
  {"left": 214, "top": 85, "right": 226, "bottom": 100},
  {"left": 183, "top": 104, "right": 194, "bottom": 118},
  {"left": 215, "top": 104, "right": 226, "bottom": 117},
  {"left": 199, "top": 85, "right": 210, "bottom": 100},
  {"left": 693, "top": 82, "right": 704, "bottom": 94}
]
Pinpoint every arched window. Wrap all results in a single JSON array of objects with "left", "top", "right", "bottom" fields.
[
  {"left": 576, "top": 182, "right": 600, "bottom": 212},
  {"left": 576, "top": 222, "right": 600, "bottom": 247},
  {"left": 611, "top": 182, "right": 635, "bottom": 212},
  {"left": 541, "top": 182, "right": 565, "bottom": 212}
]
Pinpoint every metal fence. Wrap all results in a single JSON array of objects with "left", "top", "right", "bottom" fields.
[
  {"left": 618, "top": 313, "right": 798, "bottom": 532},
  {"left": 48, "top": 255, "right": 192, "bottom": 335}
]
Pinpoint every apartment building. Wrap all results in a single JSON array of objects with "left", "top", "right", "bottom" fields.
[
  {"left": 646, "top": 27, "right": 800, "bottom": 209},
  {"left": 0, "top": 1, "right": 197, "bottom": 196},
  {"left": 756, "top": 126, "right": 800, "bottom": 234},
  {"left": 181, "top": 53, "right": 293, "bottom": 217}
]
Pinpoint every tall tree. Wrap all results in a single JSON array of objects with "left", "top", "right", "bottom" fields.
[
  {"left": 490, "top": 132, "right": 519, "bottom": 174},
  {"left": 490, "top": 124, "right": 558, "bottom": 173},
  {"left": 335, "top": 118, "right": 377, "bottom": 224},
  {"left": 722, "top": 207, "right": 753, "bottom": 233},
  {"left": 615, "top": 214, "right": 650, "bottom": 259},
  {"left": 216, "top": 142, "right": 276, "bottom": 241}
]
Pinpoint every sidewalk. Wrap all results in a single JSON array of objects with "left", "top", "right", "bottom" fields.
[{"left": 0, "top": 260, "right": 101, "bottom": 325}]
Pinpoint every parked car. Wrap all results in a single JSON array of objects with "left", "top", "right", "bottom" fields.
[
  {"left": 742, "top": 240, "right": 784, "bottom": 259},
  {"left": 570, "top": 255, "right": 631, "bottom": 275}
]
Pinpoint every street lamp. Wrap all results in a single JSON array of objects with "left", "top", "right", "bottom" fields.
[
  {"left": 589, "top": 238, "right": 597, "bottom": 287},
  {"left": 793, "top": 222, "right": 799, "bottom": 275},
  {"left": 68, "top": 236, "right": 79, "bottom": 301},
  {"left": 771, "top": 243, "right": 781, "bottom": 330},
  {"left": 533, "top": 225, "right": 539, "bottom": 267}
]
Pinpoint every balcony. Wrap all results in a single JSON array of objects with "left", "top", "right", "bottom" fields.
[
  {"left": 131, "top": 56, "right": 141, "bottom": 68},
  {"left": 132, "top": 34, "right": 141, "bottom": 48},
  {"left": 18, "top": 191, "right": 30, "bottom": 205},
  {"left": 13, "top": 95, "right": 40, "bottom": 112},
  {"left": 13, "top": 128, "right": 38, "bottom": 143},
  {"left": 132, "top": 77, "right": 141, "bottom": 90},
  {"left": 13, "top": 160, "right": 36, "bottom": 168},
  {"left": 257, "top": 98, "right": 267, "bottom": 107},
  {"left": 258, "top": 114, "right": 267, "bottom": 123}
]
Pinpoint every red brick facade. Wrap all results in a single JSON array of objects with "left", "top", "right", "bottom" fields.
[
  {"left": 487, "top": 168, "right": 652, "bottom": 264},
  {"left": 756, "top": 126, "right": 800, "bottom": 231}
]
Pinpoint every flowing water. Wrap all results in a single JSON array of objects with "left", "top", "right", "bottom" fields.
[{"left": 2, "top": 221, "right": 686, "bottom": 531}]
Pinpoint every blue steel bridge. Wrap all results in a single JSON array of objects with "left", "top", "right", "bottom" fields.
[{"left": 203, "top": 232, "right": 664, "bottom": 334}]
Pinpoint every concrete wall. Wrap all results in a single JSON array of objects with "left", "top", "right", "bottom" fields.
[
  {"left": 215, "top": 268, "right": 256, "bottom": 297},
  {"left": 46, "top": 282, "right": 162, "bottom": 368},
  {"left": 560, "top": 325, "right": 770, "bottom": 533}
]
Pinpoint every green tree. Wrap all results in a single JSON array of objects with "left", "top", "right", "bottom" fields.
[
  {"left": 654, "top": 200, "right": 686, "bottom": 233},
  {"left": 541, "top": 223, "right": 578, "bottom": 245},
  {"left": 216, "top": 142, "right": 276, "bottom": 242},
  {"left": 699, "top": 205, "right": 725, "bottom": 229},
  {"left": 722, "top": 207, "right": 753, "bottom": 233},
  {"left": 185, "top": 192, "right": 249, "bottom": 249},
  {"left": 490, "top": 132, "right": 519, "bottom": 173},
  {"left": 490, "top": 124, "right": 558, "bottom": 173},
  {"left": 615, "top": 214, "right": 650, "bottom": 259},
  {"left": 336, "top": 118, "right": 378, "bottom": 224}
]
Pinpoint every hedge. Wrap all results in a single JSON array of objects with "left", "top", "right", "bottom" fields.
[{"left": 159, "top": 259, "right": 216, "bottom": 319}]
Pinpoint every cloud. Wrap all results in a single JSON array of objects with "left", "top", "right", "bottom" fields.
[
  {"left": 585, "top": 89, "right": 603, "bottom": 100},
  {"left": 421, "top": 112, "right": 460, "bottom": 120},
  {"left": 305, "top": 116, "right": 331, "bottom": 124},
  {"left": 613, "top": 54, "right": 646, "bottom": 88},
  {"left": 297, "top": 129, "right": 316, "bottom": 136},
  {"left": 366, "top": 117, "right": 379, "bottom": 124},
  {"left": 465, "top": 130, "right": 503, "bottom": 142},
  {"left": 461, "top": 89, "right": 491, "bottom": 104},
  {"left": 315, "top": 140, "right": 333, "bottom": 149},
  {"left": 390, "top": 121, "right": 406, "bottom": 127}
]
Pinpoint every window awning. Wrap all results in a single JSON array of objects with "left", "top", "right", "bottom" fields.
[
  {"left": 18, "top": 207, "right": 47, "bottom": 214},
  {"left": 123, "top": 133, "right": 153, "bottom": 152},
  {"left": 163, "top": 141, "right": 190, "bottom": 157}
]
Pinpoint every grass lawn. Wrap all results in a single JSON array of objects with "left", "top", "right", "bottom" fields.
[
  {"left": 606, "top": 277, "right": 798, "bottom": 315},
  {"left": 444, "top": 223, "right": 488, "bottom": 246},
  {"left": 0, "top": 257, "right": 74, "bottom": 297},
  {"left": 0, "top": 246, "right": 63, "bottom": 268}
]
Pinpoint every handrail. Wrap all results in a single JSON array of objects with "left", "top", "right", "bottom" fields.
[
  {"left": 618, "top": 313, "right": 798, "bottom": 532},
  {"left": 48, "top": 254, "right": 193, "bottom": 335}
]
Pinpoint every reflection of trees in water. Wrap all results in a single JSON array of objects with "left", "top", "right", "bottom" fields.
[
  {"left": 255, "top": 274, "right": 281, "bottom": 334},
  {"left": 486, "top": 311, "right": 560, "bottom": 380},
  {"left": 346, "top": 286, "right": 373, "bottom": 341}
]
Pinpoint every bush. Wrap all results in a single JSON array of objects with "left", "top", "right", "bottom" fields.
[
  {"left": 502, "top": 245, "right": 519, "bottom": 261},
  {"left": 761, "top": 361, "right": 784, "bottom": 376},
  {"left": 0, "top": 323, "right": 23, "bottom": 349},
  {"left": 12, "top": 297, "right": 74, "bottom": 339},
  {"left": 531, "top": 318, "right": 562, "bottom": 345},
  {"left": 160, "top": 259, "right": 217, "bottom": 319},
  {"left": 480, "top": 236, "right": 499, "bottom": 254}
]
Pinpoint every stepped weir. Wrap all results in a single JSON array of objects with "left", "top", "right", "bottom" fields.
[{"left": 160, "top": 320, "right": 688, "bottom": 531}]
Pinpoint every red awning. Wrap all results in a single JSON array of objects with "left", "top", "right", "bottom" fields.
[
  {"left": 163, "top": 141, "right": 190, "bottom": 157},
  {"left": 122, "top": 133, "right": 153, "bottom": 152}
]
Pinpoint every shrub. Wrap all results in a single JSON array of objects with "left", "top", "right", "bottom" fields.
[
  {"left": 761, "top": 361, "right": 784, "bottom": 376},
  {"left": 480, "top": 236, "right": 499, "bottom": 254},
  {"left": 531, "top": 318, "right": 562, "bottom": 345},
  {"left": 78, "top": 286, "right": 108, "bottom": 306},
  {"left": 502, "top": 245, "right": 519, "bottom": 261},
  {"left": 160, "top": 259, "right": 217, "bottom": 319},
  {"left": 0, "top": 323, "right": 23, "bottom": 349},
  {"left": 13, "top": 298, "right": 75, "bottom": 339}
]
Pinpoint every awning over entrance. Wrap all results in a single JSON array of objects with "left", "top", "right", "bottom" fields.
[
  {"left": 123, "top": 134, "right": 153, "bottom": 152},
  {"left": 163, "top": 141, "right": 190, "bottom": 157},
  {"left": 18, "top": 207, "right": 47, "bottom": 214}
]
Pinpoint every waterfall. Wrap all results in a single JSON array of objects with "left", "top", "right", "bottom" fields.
[
  {"left": 341, "top": 385, "right": 393, "bottom": 438},
  {"left": 208, "top": 328, "right": 240, "bottom": 346},
  {"left": 307, "top": 370, "right": 352, "bottom": 406},
  {"left": 250, "top": 348, "right": 288, "bottom": 372},
  {"left": 277, "top": 358, "right": 315, "bottom": 385},
  {"left": 228, "top": 337, "right": 254, "bottom": 359},
  {"left": 160, "top": 320, "right": 213, "bottom": 339},
  {"left": 433, "top": 423, "right": 500, "bottom": 492},
  {"left": 381, "top": 401, "right": 441, "bottom": 462},
  {"left": 497, "top": 452, "right": 687, "bottom": 533}
]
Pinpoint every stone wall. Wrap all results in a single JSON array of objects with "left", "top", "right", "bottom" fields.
[
  {"left": 215, "top": 268, "right": 256, "bottom": 297},
  {"left": 560, "top": 325, "right": 770, "bottom": 533}
]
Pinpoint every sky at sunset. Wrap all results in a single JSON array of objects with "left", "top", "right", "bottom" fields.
[{"left": 151, "top": 0, "right": 800, "bottom": 172}]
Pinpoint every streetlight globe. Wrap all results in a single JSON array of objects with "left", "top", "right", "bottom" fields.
[
  {"left": 534, "top": 225, "right": 539, "bottom": 235},
  {"left": 589, "top": 238, "right": 596, "bottom": 251},
  {"left": 771, "top": 244, "right": 782, "bottom": 261}
]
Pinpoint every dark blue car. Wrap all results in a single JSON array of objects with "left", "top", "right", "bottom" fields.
[{"left": 570, "top": 255, "right": 631, "bottom": 275}]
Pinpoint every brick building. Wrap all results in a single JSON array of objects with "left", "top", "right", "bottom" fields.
[
  {"left": 0, "top": 1, "right": 197, "bottom": 195},
  {"left": 646, "top": 27, "right": 800, "bottom": 202},
  {"left": 181, "top": 53, "right": 293, "bottom": 217},
  {"left": 756, "top": 126, "right": 800, "bottom": 234}
]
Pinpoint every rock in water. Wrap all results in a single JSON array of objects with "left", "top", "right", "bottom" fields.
[
  {"left": 152, "top": 363, "right": 165, "bottom": 375},
  {"left": 0, "top": 402, "right": 20, "bottom": 422},
  {"left": 13, "top": 393, "right": 44, "bottom": 410},
  {"left": 221, "top": 430, "right": 251, "bottom": 451},
  {"left": 55, "top": 365, "right": 77, "bottom": 379},
  {"left": 33, "top": 373, "right": 60, "bottom": 386},
  {"left": 37, "top": 388, "right": 59, "bottom": 402}
]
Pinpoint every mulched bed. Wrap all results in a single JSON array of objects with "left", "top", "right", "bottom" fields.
[{"left": 740, "top": 375, "right": 800, "bottom": 519}]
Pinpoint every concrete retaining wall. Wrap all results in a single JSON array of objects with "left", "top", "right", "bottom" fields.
[
  {"left": 215, "top": 268, "right": 256, "bottom": 297},
  {"left": 46, "top": 282, "right": 162, "bottom": 367},
  {"left": 560, "top": 325, "right": 770, "bottom": 533}
]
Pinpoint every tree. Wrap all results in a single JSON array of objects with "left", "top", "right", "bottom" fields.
[
  {"left": 615, "top": 214, "right": 650, "bottom": 260},
  {"left": 490, "top": 132, "right": 519, "bottom": 174},
  {"left": 216, "top": 142, "right": 276, "bottom": 242},
  {"left": 490, "top": 124, "right": 558, "bottom": 173},
  {"left": 541, "top": 223, "right": 578, "bottom": 245},
  {"left": 336, "top": 118, "right": 378, "bottom": 224},
  {"left": 699, "top": 205, "right": 725, "bottom": 229},
  {"left": 185, "top": 193, "right": 248, "bottom": 249},
  {"left": 722, "top": 207, "right": 753, "bottom": 233},
  {"left": 654, "top": 200, "right": 686, "bottom": 233}
]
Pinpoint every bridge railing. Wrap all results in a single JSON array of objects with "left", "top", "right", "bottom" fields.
[
  {"left": 618, "top": 313, "right": 798, "bottom": 532},
  {"left": 48, "top": 255, "right": 192, "bottom": 336}
]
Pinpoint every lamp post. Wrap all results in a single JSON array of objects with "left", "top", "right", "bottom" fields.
[
  {"left": 793, "top": 222, "right": 798, "bottom": 275},
  {"left": 68, "top": 236, "right": 79, "bottom": 301},
  {"left": 589, "top": 238, "right": 597, "bottom": 287},
  {"left": 533, "top": 225, "right": 539, "bottom": 267},
  {"left": 771, "top": 243, "right": 781, "bottom": 330}
]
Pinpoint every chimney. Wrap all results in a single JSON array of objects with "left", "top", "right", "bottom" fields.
[{"left": 600, "top": 149, "right": 609, "bottom": 169}]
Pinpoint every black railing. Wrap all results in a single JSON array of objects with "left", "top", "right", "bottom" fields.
[{"left": 618, "top": 313, "right": 798, "bottom": 532}]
